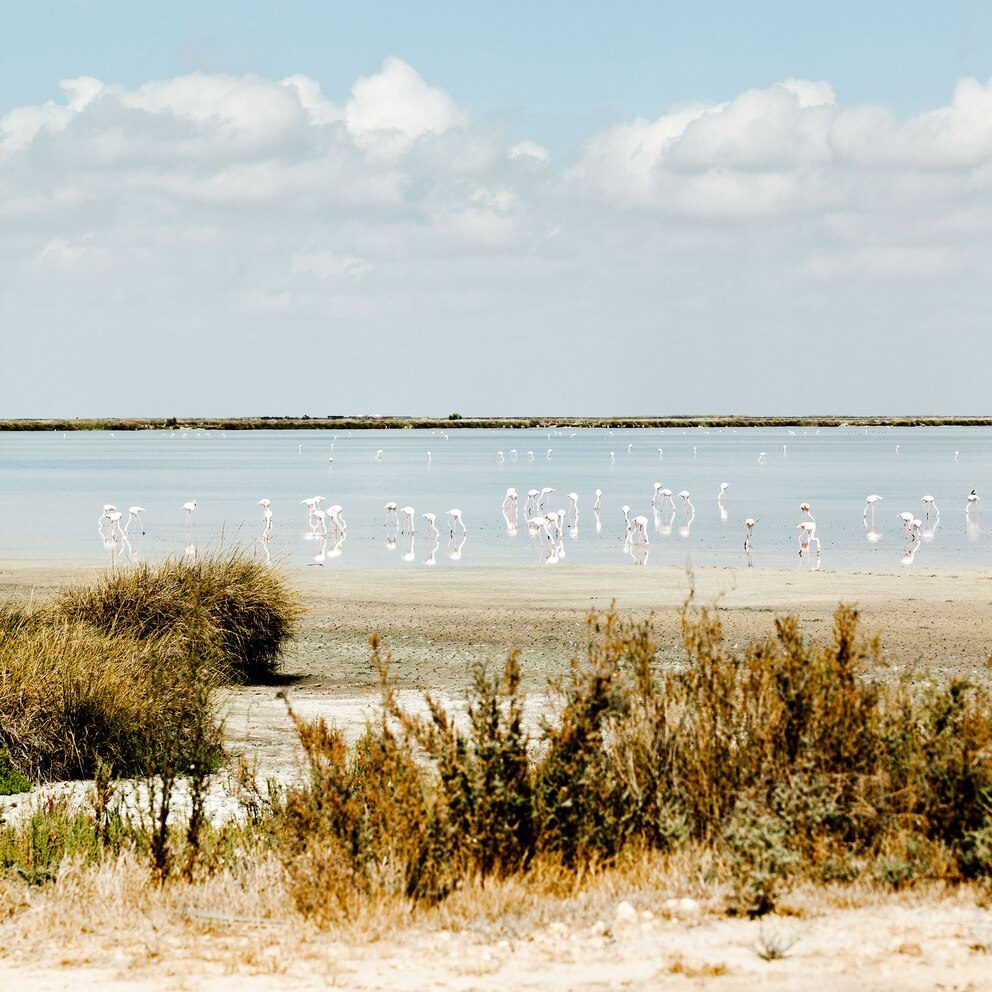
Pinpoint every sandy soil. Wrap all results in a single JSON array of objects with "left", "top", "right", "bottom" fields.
[
  {"left": 2, "top": 559, "right": 992, "bottom": 989},
  {"left": 0, "top": 894, "right": 990, "bottom": 991}
]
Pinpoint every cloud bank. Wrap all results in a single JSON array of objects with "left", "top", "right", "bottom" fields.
[{"left": 3, "top": 60, "right": 991, "bottom": 415}]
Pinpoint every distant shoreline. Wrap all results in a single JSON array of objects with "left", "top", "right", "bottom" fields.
[{"left": 3, "top": 415, "right": 992, "bottom": 431}]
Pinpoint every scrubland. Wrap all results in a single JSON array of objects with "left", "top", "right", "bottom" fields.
[{"left": 1, "top": 554, "right": 991, "bottom": 990}]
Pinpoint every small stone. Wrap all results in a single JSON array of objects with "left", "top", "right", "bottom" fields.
[
  {"left": 615, "top": 901, "right": 638, "bottom": 925},
  {"left": 665, "top": 897, "right": 702, "bottom": 921}
]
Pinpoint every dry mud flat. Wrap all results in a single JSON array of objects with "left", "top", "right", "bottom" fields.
[{"left": 2, "top": 560, "right": 992, "bottom": 990}]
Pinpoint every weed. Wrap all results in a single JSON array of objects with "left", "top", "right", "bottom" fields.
[{"left": 750, "top": 924, "right": 797, "bottom": 960}]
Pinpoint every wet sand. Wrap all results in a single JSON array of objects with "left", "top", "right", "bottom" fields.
[{"left": 4, "top": 559, "right": 992, "bottom": 694}]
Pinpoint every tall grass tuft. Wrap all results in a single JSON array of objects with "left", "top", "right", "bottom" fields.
[
  {"left": 0, "top": 615, "right": 224, "bottom": 781},
  {"left": 52, "top": 549, "right": 302, "bottom": 682}
]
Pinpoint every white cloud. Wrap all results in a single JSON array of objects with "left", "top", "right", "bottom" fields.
[
  {"left": 3, "top": 65, "right": 992, "bottom": 415},
  {"left": 292, "top": 250, "right": 372, "bottom": 279},
  {"left": 509, "top": 140, "right": 549, "bottom": 164},
  {"left": 344, "top": 57, "right": 466, "bottom": 153}
]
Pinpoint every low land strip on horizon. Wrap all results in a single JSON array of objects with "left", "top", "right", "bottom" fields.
[{"left": 3, "top": 415, "right": 992, "bottom": 431}]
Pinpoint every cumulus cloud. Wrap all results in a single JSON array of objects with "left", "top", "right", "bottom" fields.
[
  {"left": 3, "top": 64, "right": 992, "bottom": 415},
  {"left": 509, "top": 140, "right": 550, "bottom": 164},
  {"left": 344, "top": 56, "right": 466, "bottom": 153},
  {"left": 571, "top": 76, "right": 992, "bottom": 215}
]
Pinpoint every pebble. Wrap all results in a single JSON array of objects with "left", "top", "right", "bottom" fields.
[
  {"left": 665, "top": 897, "right": 702, "bottom": 921},
  {"left": 615, "top": 901, "right": 639, "bottom": 925}
]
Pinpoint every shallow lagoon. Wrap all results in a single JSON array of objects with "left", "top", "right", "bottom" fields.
[{"left": 0, "top": 425, "right": 988, "bottom": 570}]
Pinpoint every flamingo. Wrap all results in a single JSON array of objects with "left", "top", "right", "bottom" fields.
[
  {"left": 896, "top": 511, "right": 915, "bottom": 533},
  {"left": 757, "top": 452, "right": 767, "bottom": 464},
  {"left": 678, "top": 490, "right": 694, "bottom": 515},
  {"left": 921, "top": 495, "right": 938, "bottom": 520},
  {"left": 718, "top": 482, "right": 729, "bottom": 501},
  {"left": 98, "top": 504, "right": 118, "bottom": 532},
  {"left": 651, "top": 482, "right": 663, "bottom": 507},
  {"left": 967, "top": 489, "right": 981, "bottom": 516},
  {"left": 744, "top": 518, "right": 755, "bottom": 566},
  {"left": 384, "top": 502, "right": 399, "bottom": 528},
  {"left": 800, "top": 502, "right": 815, "bottom": 522},
  {"left": 327, "top": 504, "right": 347, "bottom": 534},
  {"left": 502, "top": 488, "right": 518, "bottom": 512},
  {"left": 631, "top": 515, "right": 650, "bottom": 547},
  {"left": 312, "top": 509, "right": 328, "bottom": 538},
  {"left": 525, "top": 489, "right": 540, "bottom": 516},
  {"left": 422, "top": 512, "right": 439, "bottom": 538},
  {"left": 538, "top": 487, "right": 556, "bottom": 511},
  {"left": 593, "top": 489, "right": 602, "bottom": 512},
  {"left": 258, "top": 500, "right": 273, "bottom": 538},
  {"left": 183, "top": 500, "right": 197, "bottom": 527},
  {"left": 797, "top": 521, "right": 820, "bottom": 558},
  {"left": 864, "top": 495, "right": 883, "bottom": 528},
  {"left": 400, "top": 506, "right": 416, "bottom": 535},
  {"left": 106, "top": 510, "right": 124, "bottom": 541},
  {"left": 125, "top": 506, "right": 145, "bottom": 536},
  {"left": 497, "top": 451, "right": 504, "bottom": 463},
  {"left": 447, "top": 508, "right": 466, "bottom": 538}
]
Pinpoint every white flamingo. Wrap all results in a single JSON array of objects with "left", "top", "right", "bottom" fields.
[
  {"left": 864, "top": 494, "right": 883, "bottom": 529},
  {"left": 447, "top": 508, "right": 466, "bottom": 538}
]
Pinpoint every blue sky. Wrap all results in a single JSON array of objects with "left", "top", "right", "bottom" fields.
[{"left": 3, "top": 2, "right": 992, "bottom": 416}]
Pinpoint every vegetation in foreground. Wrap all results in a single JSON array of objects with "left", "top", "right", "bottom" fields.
[
  {"left": 0, "top": 551, "right": 300, "bottom": 783},
  {"left": 2, "top": 585, "right": 991, "bottom": 926}
]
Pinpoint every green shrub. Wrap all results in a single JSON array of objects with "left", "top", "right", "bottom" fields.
[{"left": 0, "top": 749, "right": 31, "bottom": 795}]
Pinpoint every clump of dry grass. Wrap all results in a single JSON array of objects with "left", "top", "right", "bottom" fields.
[
  {"left": 0, "top": 615, "right": 223, "bottom": 781},
  {"left": 52, "top": 550, "right": 303, "bottom": 683},
  {"left": 1, "top": 549, "right": 299, "bottom": 783}
]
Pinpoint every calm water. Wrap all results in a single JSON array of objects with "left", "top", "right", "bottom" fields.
[{"left": 0, "top": 427, "right": 989, "bottom": 571}]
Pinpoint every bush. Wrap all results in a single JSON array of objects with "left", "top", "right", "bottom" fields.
[
  {"left": 0, "top": 749, "right": 31, "bottom": 795},
  {"left": 53, "top": 549, "right": 302, "bottom": 683},
  {"left": 270, "top": 598, "right": 992, "bottom": 921}
]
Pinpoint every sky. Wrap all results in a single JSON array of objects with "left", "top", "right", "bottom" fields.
[{"left": 3, "top": 1, "right": 992, "bottom": 417}]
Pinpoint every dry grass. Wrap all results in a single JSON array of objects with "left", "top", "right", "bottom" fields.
[
  {"left": 0, "top": 617, "right": 222, "bottom": 781},
  {"left": 52, "top": 550, "right": 303, "bottom": 683}
]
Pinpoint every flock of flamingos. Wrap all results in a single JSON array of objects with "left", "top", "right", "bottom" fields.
[{"left": 94, "top": 462, "right": 982, "bottom": 567}]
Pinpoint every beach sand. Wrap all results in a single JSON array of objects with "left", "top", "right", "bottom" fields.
[{"left": 2, "top": 559, "right": 991, "bottom": 990}]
